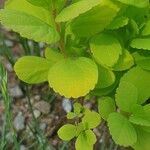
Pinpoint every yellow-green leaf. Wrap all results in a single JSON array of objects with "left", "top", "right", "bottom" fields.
[
  {"left": 14, "top": 56, "right": 52, "bottom": 84},
  {"left": 98, "top": 97, "right": 116, "bottom": 120},
  {"left": 96, "top": 65, "right": 116, "bottom": 89},
  {"left": 108, "top": 113, "right": 137, "bottom": 146},
  {"left": 116, "top": 81, "right": 138, "bottom": 112},
  {"left": 56, "top": 0, "right": 100, "bottom": 22},
  {"left": 75, "top": 130, "right": 96, "bottom": 150},
  {"left": 58, "top": 124, "right": 76, "bottom": 141},
  {"left": 70, "top": 1, "right": 119, "bottom": 37},
  {"left": 48, "top": 57, "right": 98, "bottom": 98},
  {"left": 90, "top": 33, "right": 122, "bottom": 67},
  {"left": 45, "top": 48, "right": 63, "bottom": 63},
  {"left": 113, "top": 49, "right": 134, "bottom": 71},
  {"left": 121, "top": 66, "right": 150, "bottom": 104},
  {"left": 0, "top": 9, "right": 60, "bottom": 44},
  {"left": 5, "top": 0, "right": 53, "bottom": 25},
  {"left": 130, "top": 38, "right": 150, "bottom": 50}
]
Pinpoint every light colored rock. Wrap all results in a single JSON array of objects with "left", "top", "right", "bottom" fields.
[
  {"left": 20, "top": 145, "right": 27, "bottom": 150},
  {"left": 34, "top": 95, "right": 40, "bottom": 101},
  {"left": 62, "top": 98, "right": 72, "bottom": 113},
  {"left": 46, "top": 145, "right": 56, "bottom": 150},
  {"left": 4, "top": 40, "right": 13, "bottom": 47},
  {"left": 33, "top": 109, "right": 41, "bottom": 118},
  {"left": 10, "top": 85, "right": 23, "bottom": 98},
  {"left": 6, "top": 132, "right": 13, "bottom": 143},
  {"left": 39, "top": 122, "right": 47, "bottom": 131},
  {"left": 13, "top": 112, "right": 25, "bottom": 131},
  {"left": 5, "top": 63, "right": 13, "bottom": 72},
  {"left": 34, "top": 101, "right": 50, "bottom": 114}
]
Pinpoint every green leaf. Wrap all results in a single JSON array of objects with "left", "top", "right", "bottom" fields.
[
  {"left": 90, "top": 33, "right": 122, "bottom": 67},
  {"left": 70, "top": 1, "right": 119, "bottom": 37},
  {"left": 56, "top": 0, "right": 100, "bottom": 22},
  {"left": 116, "top": 81, "right": 138, "bottom": 112},
  {"left": 91, "top": 82, "right": 117, "bottom": 97},
  {"left": 107, "top": 16, "right": 129, "bottom": 30},
  {"left": 142, "top": 20, "right": 150, "bottom": 36},
  {"left": 113, "top": 49, "right": 134, "bottom": 71},
  {"left": 67, "top": 112, "right": 77, "bottom": 119},
  {"left": 133, "top": 52, "right": 150, "bottom": 71},
  {"left": 96, "top": 65, "right": 116, "bottom": 89},
  {"left": 121, "top": 66, "right": 150, "bottom": 104},
  {"left": 67, "top": 103, "right": 83, "bottom": 119},
  {"left": 27, "top": 0, "right": 52, "bottom": 10},
  {"left": 82, "top": 110, "right": 101, "bottom": 129},
  {"left": 98, "top": 97, "right": 116, "bottom": 120},
  {"left": 129, "top": 104, "right": 150, "bottom": 126},
  {"left": 91, "top": 72, "right": 121, "bottom": 97},
  {"left": 0, "top": 9, "right": 60, "bottom": 44},
  {"left": 116, "top": 0, "right": 149, "bottom": 8},
  {"left": 5, "top": 0, "right": 53, "bottom": 25},
  {"left": 74, "top": 103, "right": 82, "bottom": 115},
  {"left": 130, "top": 38, "right": 150, "bottom": 50},
  {"left": 48, "top": 57, "right": 98, "bottom": 98},
  {"left": 14, "top": 56, "right": 52, "bottom": 84},
  {"left": 108, "top": 113, "right": 137, "bottom": 146},
  {"left": 58, "top": 124, "right": 76, "bottom": 141},
  {"left": 45, "top": 48, "right": 63, "bottom": 63},
  {"left": 133, "top": 126, "right": 150, "bottom": 150},
  {"left": 75, "top": 130, "right": 96, "bottom": 150}
]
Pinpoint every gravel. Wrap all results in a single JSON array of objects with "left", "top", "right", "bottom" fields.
[{"left": 13, "top": 112, "right": 25, "bottom": 131}]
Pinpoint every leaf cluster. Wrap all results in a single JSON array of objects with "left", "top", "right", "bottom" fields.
[
  {"left": 58, "top": 103, "right": 101, "bottom": 150},
  {"left": 0, "top": 0, "right": 150, "bottom": 150}
]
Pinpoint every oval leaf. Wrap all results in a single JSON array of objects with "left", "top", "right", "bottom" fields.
[
  {"left": 116, "top": 81, "right": 138, "bottom": 112},
  {"left": 98, "top": 97, "right": 116, "bottom": 120},
  {"left": 133, "top": 52, "right": 150, "bottom": 71},
  {"left": 108, "top": 113, "right": 137, "bottom": 146},
  {"left": 96, "top": 65, "right": 116, "bottom": 89},
  {"left": 129, "top": 104, "right": 150, "bottom": 126},
  {"left": 56, "top": 0, "right": 100, "bottom": 22},
  {"left": 45, "top": 48, "right": 63, "bottom": 63},
  {"left": 71, "top": 2, "right": 119, "bottom": 37},
  {"left": 0, "top": 9, "right": 60, "bottom": 44},
  {"left": 14, "top": 56, "right": 52, "bottom": 84},
  {"left": 107, "top": 16, "right": 129, "bottom": 30},
  {"left": 5, "top": 0, "right": 53, "bottom": 25},
  {"left": 58, "top": 124, "right": 76, "bottom": 141},
  {"left": 121, "top": 66, "right": 150, "bottom": 104},
  {"left": 75, "top": 130, "right": 96, "bottom": 150},
  {"left": 113, "top": 49, "right": 134, "bottom": 71},
  {"left": 82, "top": 110, "right": 101, "bottom": 129},
  {"left": 130, "top": 38, "right": 150, "bottom": 50},
  {"left": 48, "top": 57, "right": 98, "bottom": 98},
  {"left": 90, "top": 33, "right": 122, "bottom": 67}
]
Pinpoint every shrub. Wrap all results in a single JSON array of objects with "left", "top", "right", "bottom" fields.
[{"left": 0, "top": 0, "right": 150, "bottom": 150}]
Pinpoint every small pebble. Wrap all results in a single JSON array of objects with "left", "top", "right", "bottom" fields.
[
  {"left": 33, "top": 109, "right": 41, "bottom": 118},
  {"left": 34, "top": 95, "right": 40, "bottom": 101},
  {"left": 5, "top": 63, "right": 13, "bottom": 72},
  {"left": 10, "top": 85, "right": 23, "bottom": 98},
  {"left": 46, "top": 145, "right": 56, "bottom": 150},
  {"left": 34, "top": 101, "right": 51, "bottom": 114},
  {"left": 13, "top": 112, "right": 25, "bottom": 131},
  {"left": 39, "top": 122, "right": 47, "bottom": 131},
  {"left": 4, "top": 40, "right": 13, "bottom": 47},
  {"left": 62, "top": 98, "right": 72, "bottom": 113},
  {"left": 20, "top": 145, "right": 27, "bottom": 150},
  {"left": 6, "top": 132, "right": 13, "bottom": 143}
]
